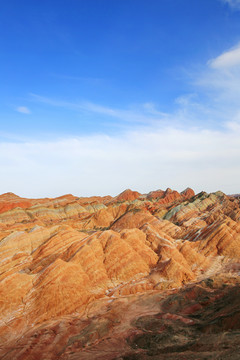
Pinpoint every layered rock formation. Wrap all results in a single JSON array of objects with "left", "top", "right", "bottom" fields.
[{"left": 1, "top": 187, "right": 240, "bottom": 359}]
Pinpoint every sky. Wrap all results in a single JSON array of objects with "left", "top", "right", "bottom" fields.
[{"left": 1, "top": 0, "right": 240, "bottom": 197}]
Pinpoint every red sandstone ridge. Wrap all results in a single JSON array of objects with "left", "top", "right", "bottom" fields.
[
  {"left": 181, "top": 187, "right": 195, "bottom": 199},
  {"left": 146, "top": 187, "right": 195, "bottom": 203},
  {"left": 0, "top": 186, "right": 240, "bottom": 359},
  {"left": 157, "top": 187, "right": 181, "bottom": 204},
  {"left": 0, "top": 192, "right": 32, "bottom": 214},
  {"left": 114, "top": 188, "right": 141, "bottom": 202},
  {"left": 146, "top": 189, "right": 165, "bottom": 199}
]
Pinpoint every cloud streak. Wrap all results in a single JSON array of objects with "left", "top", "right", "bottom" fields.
[
  {"left": 30, "top": 93, "right": 170, "bottom": 126},
  {"left": 16, "top": 106, "right": 31, "bottom": 114},
  {"left": 30, "top": 42, "right": 240, "bottom": 132}
]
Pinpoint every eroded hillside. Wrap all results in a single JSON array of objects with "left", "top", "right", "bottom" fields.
[{"left": 0, "top": 188, "right": 240, "bottom": 359}]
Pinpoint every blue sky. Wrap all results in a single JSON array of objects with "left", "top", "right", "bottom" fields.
[{"left": 1, "top": 0, "right": 240, "bottom": 197}]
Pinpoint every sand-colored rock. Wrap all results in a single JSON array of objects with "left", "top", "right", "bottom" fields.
[
  {"left": 0, "top": 272, "right": 34, "bottom": 320},
  {"left": 25, "top": 259, "right": 95, "bottom": 324},
  {"left": 28, "top": 227, "right": 87, "bottom": 273},
  {"left": 110, "top": 208, "right": 154, "bottom": 231},
  {"left": 0, "top": 187, "right": 240, "bottom": 359},
  {"left": 2, "top": 277, "right": 240, "bottom": 360}
]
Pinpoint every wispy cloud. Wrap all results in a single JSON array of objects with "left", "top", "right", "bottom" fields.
[
  {"left": 30, "top": 42, "right": 240, "bottom": 132},
  {"left": 30, "top": 93, "right": 169, "bottom": 125},
  {"left": 16, "top": 106, "right": 31, "bottom": 114},
  {"left": 193, "top": 43, "right": 240, "bottom": 122},
  {"left": 222, "top": 0, "right": 240, "bottom": 10}
]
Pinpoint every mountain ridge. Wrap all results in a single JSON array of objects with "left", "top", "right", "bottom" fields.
[{"left": 1, "top": 187, "right": 240, "bottom": 359}]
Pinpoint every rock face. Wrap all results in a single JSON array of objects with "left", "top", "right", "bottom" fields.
[
  {"left": 1, "top": 186, "right": 240, "bottom": 359},
  {"left": 0, "top": 192, "right": 32, "bottom": 214},
  {"left": 114, "top": 188, "right": 141, "bottom": 202}
]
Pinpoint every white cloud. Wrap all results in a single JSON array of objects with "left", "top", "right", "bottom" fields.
[
  {"left": 208, "top": 44, "right": 240, "bottom": 69},
  {"left": 0, "top": 124, "right": 240, "bottom": 198},
  {"left": 222, "top": 0, "right": 240, "bottom": 10},
  {"left": 192, "top": 42, "right": 240, "bottom": 114},
  {"left": 16, "top": 106, "right": 31, "bottom": 114}
]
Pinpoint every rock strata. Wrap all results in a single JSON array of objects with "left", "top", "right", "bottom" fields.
[{"left": 0, "top": 187, "right": 240, "bottom": 359}]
